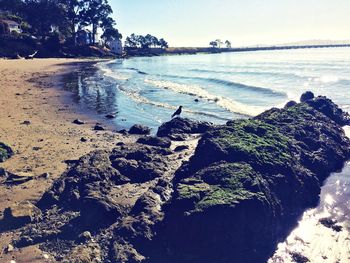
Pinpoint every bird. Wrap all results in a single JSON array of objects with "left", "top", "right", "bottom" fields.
[
  {"left": 172, "top": 106, "right": 183, "bottom": 118},
  {"left": 25, "top": 50, "right": 38, "bottom": 60}
]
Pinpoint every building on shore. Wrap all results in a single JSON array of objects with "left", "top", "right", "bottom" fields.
[
  {"left": 107, "top": 38, "right": 123, "bottom": 55},
  {"left": 0, "top": 19, "right": 21, "bottom": 34}
]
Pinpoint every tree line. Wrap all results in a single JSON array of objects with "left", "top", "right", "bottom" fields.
[
  {"left": 0, "top": 0, "right": 121, "bottom": 47},
  {"left": 209, "top": 39, "right": 232, "bottom": 48},
  {"left": 125, "top": 33, "right": 168, "bottom": 49}
]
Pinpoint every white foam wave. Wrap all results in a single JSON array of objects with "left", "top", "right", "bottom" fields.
[
  {"left": 98, "top": 61, "right": 130, "bottom": 81},
  {"left": 144, "top": 78, "right": 265, "bottom": 116},
  {"left": 116, "top": 86, "right": 230, "bottom": 121}
]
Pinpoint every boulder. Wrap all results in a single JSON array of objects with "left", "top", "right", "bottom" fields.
[
  {"left": 157, "top": 117, "right": 212, "bottom": 139},
  {"left": 129, "top": 124, "right": 151, "bottom": 135},
  {"left": 284, "top": 100, "right": 297, "bottom": 108},
  {"left": 300, "top": 91, "right": 314, "bottom": 102}
]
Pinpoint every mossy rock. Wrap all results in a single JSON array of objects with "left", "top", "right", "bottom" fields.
[
  {"left": 190, "top": 119, "right": 293, "bottom": 174},
  {"left": 176, "top": 162, "right": 272, "bottom": 214},
  {"left": 0, "top": 142, "right": 13, "bottom": 162}
]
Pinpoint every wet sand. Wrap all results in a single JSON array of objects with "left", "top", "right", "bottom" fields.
[{"left": 0, "top": 59, "right": 129, "bottom": 262}]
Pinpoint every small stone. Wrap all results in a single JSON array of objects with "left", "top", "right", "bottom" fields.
[
  {"left": 105, "top": 114, "right": 116, "bottom": 119},
  {"left": 43, "top": 253, "right": 50, "bottom": 259},
  {"left": 194, "top": 99, "right": 199, "bottom": 102},
  {"left": 73, "top": 119, "right": 85, "bottom": 125},
  {"left": 94, "top": 124, "right": 105, "bottom": 131},
  {"left": 21, "top": 120, "right": 31, "bottom": 125},
  {"left": 80, "top": 137, "right": 88, "bottom": 142},
  {"left": 39, "top": 173, "right": 50, "bottom": 179},
  {"left": 5, "top": 244, "right": 14, "bottom": 253}
]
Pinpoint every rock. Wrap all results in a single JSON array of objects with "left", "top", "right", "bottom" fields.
[
  {"left": 157, "top": 117, "right": 212, "bottom": 138},
  {"left": 4, "top": 172, "right": 34, "bottom": 185},
  {"left": 78, "top": 231, "right": 92, "bottom": 242},
  {"left": 118, "top": 129, "right": 128, "bottom": 135},
  {"left": 39, "top": 172, "right": 50, "bottom": 179},
  {"left": 94, "top": 124, "right": 105, "bottom": 131},
  {"left": 80, "top": 137, "right": 88, "bottom": 142},
  {"left": 194, "top": 99, "right": 199, "bottom": 102},
  {"left": 72, "top": 119, "right": 85, "bottom": 125},
  {"left": 0, "top": 142, "right": 14, "bottom": 162},
  {"left": 0, "top": 202, "right": 41, "bottom": 231},
  {"left": 5, "top": 244, "right": 14, "bottom": 253},
  {"left": 137, "top": 136, "right": 171, "bottom": 148},
  {"left": 21, "top": 120, "right": 31, "bottom": 125},
  {"left": 147, "top": 97, "right": 350, "bottom": 263},
  {"left": 284, "top": 100, "right": 297, "bottom": 108},
  {"left": 174, "top": 145, "right": 189, "bottom": 152},
  {"left": 105, "top": 114, "right": 116, "bottom": 119},
  {"left": 319, "top": 218, "right": 343, "bottom": 232},
  {"left": 306, "top": 96, "right": 350, "bottom": 126},
  {"left": 129, "top": 124, "right": 151, "bottom": 135},
  {"left": 300, "top": 91, "right": 314, "bottom": 102}
]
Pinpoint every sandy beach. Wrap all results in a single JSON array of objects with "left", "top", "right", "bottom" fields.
[{"left": 0, "top": 58, "right": 125, "bottom": 262}]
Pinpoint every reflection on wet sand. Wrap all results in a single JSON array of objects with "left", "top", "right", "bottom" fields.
[{"left": 270, "top": 126, "right": 350, "bottom": 263}]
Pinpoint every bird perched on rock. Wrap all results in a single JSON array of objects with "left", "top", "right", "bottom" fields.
[{"left": 172, "top": 106, "right": 183, "bottom": 118}]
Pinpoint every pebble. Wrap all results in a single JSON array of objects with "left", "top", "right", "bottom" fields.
[
  {"left": 72, "top": 119, "right": 85, "bottom": 125},
  {"left": 5, "top": 244, "right": 14, "bottom": 253}
]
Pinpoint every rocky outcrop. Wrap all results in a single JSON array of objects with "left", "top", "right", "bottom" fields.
[
  {"left": 0, "top": 142, "right": 13, "bottom": 162},
  {"left": 157, "top": 117, "right": 213, "bottom": 140},
  {"left": 6, "top": 95, "right": 350, "bottom": 263},
  {"left": 145, "top": 95, "right": 350, "bottom": 263}
]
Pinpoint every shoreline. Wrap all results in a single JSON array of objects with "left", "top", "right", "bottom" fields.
[{"left": 0, "top": 58, "right": 128, "bottom": 262}]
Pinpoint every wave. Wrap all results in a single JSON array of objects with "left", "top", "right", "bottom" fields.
[
  {"left": 97, "top": 62, "right": 130, "bottom": 81},
  {"left": 116, "top": 85, "right": 232, "bottom": 121},
  {"left": 126, "top": 67, "right": 148, "bottom": 75},
  {"left": 144, "top": 79, "right": 266, "bottom": 116},
  {"left": 162, "top": 74, "right": 286, "bottom": 97}
]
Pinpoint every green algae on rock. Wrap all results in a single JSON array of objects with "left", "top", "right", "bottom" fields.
[{"left": 0, "top": 142, "right": 14, "bottom": 162}]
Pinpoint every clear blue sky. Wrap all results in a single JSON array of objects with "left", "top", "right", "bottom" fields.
[{"left": 110, "top": 0, "right": 350, "bottom": 47}]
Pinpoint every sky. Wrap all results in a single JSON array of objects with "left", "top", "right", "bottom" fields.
[{"left": 110, "top": 0, "right": 350, "bottom": 47}]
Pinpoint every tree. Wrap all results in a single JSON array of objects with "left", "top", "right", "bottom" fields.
[
  {"left": 209, "top": 41, "right": 218, "bottom": 48},
  {"left": 215, "top": 39, "right": 223, "bottom": 48},
  {"left": 225, "top": 40, "right": 232, "bottom": 48},
  {"left": 80, "top": 0, "right": 114, "bottom": 44},
  {"left": 159, "top": 38, "right": 168, "bottom": 49},
  {"left": 22, "top": 0, "right": 66, "bottom": 39},
  {"left": 60, "top": 0, "right": 85, "bottom": 45},
  {"left": 101, "top": 27, "right": 121, "bottom": 44},
  {"left": 125, "top": 33, "right": 138, "bottom": 48}
]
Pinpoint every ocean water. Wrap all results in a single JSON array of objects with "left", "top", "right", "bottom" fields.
[{"left": 75, "top": 47, "right": 350, "bottom": 131}]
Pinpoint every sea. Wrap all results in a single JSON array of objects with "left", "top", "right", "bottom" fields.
[{"left": 69, "top": 47, "right": 350, "bottom": 262}]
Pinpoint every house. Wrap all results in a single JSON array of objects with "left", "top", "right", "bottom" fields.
[
  {"left": 76, "top": 29, "right": 93, "bottom": 45},
  {"left": 1, "top": 19, "right": 21, "bottom": 34},
  {"left": 107, "top": 38, "right": 123, "bottom": 55}
]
